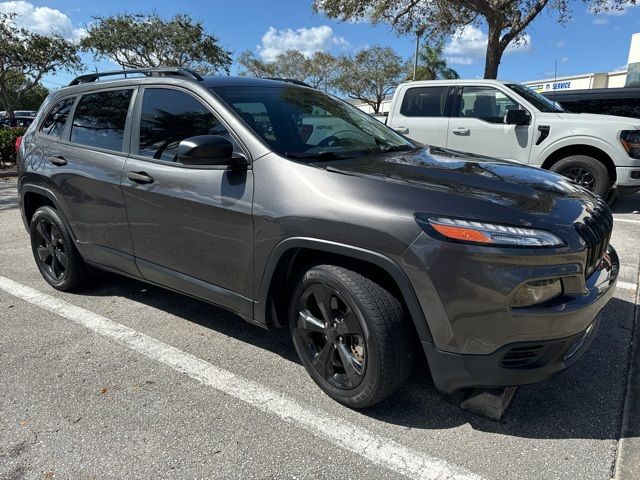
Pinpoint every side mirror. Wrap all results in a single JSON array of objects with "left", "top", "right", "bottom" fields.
[
  {"left": 177, "top": 135, "right": 238, "bottom": 166},
  {"left": 505, "top": 109, "right": 531, "bottom": 125}
]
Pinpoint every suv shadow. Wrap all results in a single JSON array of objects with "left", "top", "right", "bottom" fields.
[{"left": 76, "top": 273, "right": 635, "bottom": 442}]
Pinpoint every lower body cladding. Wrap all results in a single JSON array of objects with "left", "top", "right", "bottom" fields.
[{"left": 403, "top": 239, "right": 619, "bottom": 394}]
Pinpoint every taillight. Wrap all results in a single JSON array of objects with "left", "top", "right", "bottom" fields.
[{"left": 15, "top": 136, "right": 23, "bottom": 152}]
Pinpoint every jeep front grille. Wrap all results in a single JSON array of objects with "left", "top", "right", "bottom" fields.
[{"left": 575, "top": 201, "right": 613, "bottom": 277}]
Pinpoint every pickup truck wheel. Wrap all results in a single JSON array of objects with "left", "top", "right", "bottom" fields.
[
  {"left": 29, "top": 206, "right": 88, "bottom": 291},
  {"left": 289, "top": 264, "right": 414, "bottom": 408},
  {"left": 550, "top": 155, "right": 611, "bottom": 197}
]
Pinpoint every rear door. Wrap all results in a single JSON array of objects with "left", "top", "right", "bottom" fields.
[
  {"left": 387, "top": 85, "right": 452, "bottom": 147},
  {"left": 44, "top": 87, "right": 138, "bottom": 274},
  {"left": 121, "top": 86, "right": 254, "bottom": 318},
  {"left": 446, "top": 85, "right": 534, "bottom": 163}
]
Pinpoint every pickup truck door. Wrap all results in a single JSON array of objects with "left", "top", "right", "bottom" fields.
[
  {"left": 446, "top": 86, "right": 534, "bottom": 163},
  {"left": 387, "top": 85, "right": 452, "bottom": 148}
]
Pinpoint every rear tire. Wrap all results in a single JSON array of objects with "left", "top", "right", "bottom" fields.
[
  {"left": 549, "top": 155, "right": 611, "bottom": 197},
  {"left": 289, "top": 264, "right": 414, "bottom": 408},
  {"left": 29, "top": 206, "right": 88, "bottom": 291}
]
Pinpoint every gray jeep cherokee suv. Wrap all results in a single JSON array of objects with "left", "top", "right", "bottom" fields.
[{"left": 17, "top": 68, "right": 619, "bottom": 408}]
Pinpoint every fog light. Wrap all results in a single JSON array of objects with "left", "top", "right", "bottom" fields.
[{"left": 511, "top": 279, "right": 562, "bottom": 307}]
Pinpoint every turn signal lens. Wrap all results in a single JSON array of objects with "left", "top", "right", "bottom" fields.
[
  {"left": 621, "top": 130, "right": 640, "bottom": 159},
  {"left": 511, "top": 279, "right": 562, "bottom": 307},
  {"left": 418, "top": 216, "right": 565, "bottom": 247}
]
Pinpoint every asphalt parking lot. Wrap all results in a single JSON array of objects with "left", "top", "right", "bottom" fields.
[{"left": 0, "top": 177, "right": 638, "bottom": 480}]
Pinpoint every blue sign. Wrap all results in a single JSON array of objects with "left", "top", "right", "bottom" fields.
[{"left": 551, "top": 81, "right": 571, "bottom": 90}]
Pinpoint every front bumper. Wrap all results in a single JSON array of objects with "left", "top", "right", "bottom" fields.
[
  {"left": 616, "top": 166, "right": 640, "bottom": 187},
  {"left": 420, "top": 245, "right": 618, "bottom": 393}
]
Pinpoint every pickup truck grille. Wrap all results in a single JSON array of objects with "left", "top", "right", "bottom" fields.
[{"left": 575, "top": 201, "right": 613, "bottom": 277}]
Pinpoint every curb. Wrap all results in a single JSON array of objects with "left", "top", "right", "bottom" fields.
[{"left": 614, "top": 270, "right": 640, "bottom": 480}]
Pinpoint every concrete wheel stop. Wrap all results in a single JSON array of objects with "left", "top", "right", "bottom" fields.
[{"left": 458, "top": 387, "right": 518, "bottom": 421}]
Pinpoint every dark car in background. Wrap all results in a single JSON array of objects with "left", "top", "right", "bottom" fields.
[
  {"left": 16, "top": 68, "right": 619, "bottom": 407},
  {"left": 1, "top": 116, "right": 35, "bottom": 129},
  {"left": 543, "top": 86, "right": 640, "bottom": 119}
]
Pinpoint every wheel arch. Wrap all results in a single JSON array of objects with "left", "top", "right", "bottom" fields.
[
  {"left": 255, "top": 237, "right": 434, "bottom": 344},
  {"left": 541, "top": 144, "right": 617, "bottom": 184}
]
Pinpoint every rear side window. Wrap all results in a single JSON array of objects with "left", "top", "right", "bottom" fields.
[
  {"left": 400, "top": 87, "right": 449, "bottom": 117},
  {"left": 70, "top": 89, "right": 133, "bottom": 152},
  {"left": 40, "top": 97, "right": 75, "bottom": 138},
  {"left": 138, "top": 88, "right": 231, "bottom": 161},
  {"left": 560, "top": 97, "right": 640, "bottom": 119}
]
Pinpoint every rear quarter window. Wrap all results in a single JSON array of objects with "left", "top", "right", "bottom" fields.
[
  {"left": 400, "top": 86, "right": 449, "bottom": 117},
  {"left": 70, "top": 89, "right": 134, "bottom": 152},
  {"left": 40, "top": 97, "right": 75, "bottom": 138}
]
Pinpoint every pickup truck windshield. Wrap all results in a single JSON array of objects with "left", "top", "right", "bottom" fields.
[
  {"left": 506, "top": 83, "right": 564, "bottom": 113},
  {"left": 212, "top": 85, "right": 415, "bottom": 159}
]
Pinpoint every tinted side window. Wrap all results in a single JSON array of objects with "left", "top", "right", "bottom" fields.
[
  {"left": 139, "top": 88, "right": 231, "bottom": 161},
  {"left": 458, "top": 87, "right": 519, "bottom": 123},
  {"left": 400, "top": 87, "right": 449, "bottom": 117},
  {"left": 70, "top": 90, "right": 133, "bottom": 152},
  {"left": 560, "top": 98, "right": 640, "bottom": 119},
  {"left": 40, "top": 97, "right": 75, "bottom": 138}
]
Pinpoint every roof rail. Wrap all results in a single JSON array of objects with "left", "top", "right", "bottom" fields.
[
  {"left": 68, "top": 67, "right": 204, "bottom": 86},
  {"left": 264, "top": 77, "right": 313, "bottom": 88}
]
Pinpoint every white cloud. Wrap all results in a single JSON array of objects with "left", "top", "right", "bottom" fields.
[
  {"left": 256, "top": 26, "right": 349, "bottom": 61},
  {"left": 556, "top": 40, "right": 566, "bottom": 48},
  {"left": 443, "top": 26, "right": 531, "bottom": 65},
  {"left": 0, "top": 1, "right": 84, "bottom": 39},
  {"left": 560, "top": 56, "right": 569, "bottom": 63},
  {"left": 593, "top": 17, "right": 610, "bottom": 25},
  {"left": 447, "top": 56, "right": 475, "bottom": 65}
]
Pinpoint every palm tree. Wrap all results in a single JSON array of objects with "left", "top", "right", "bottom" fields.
[{"left": 408, "top": 42, "right": 459, "bottom": 81}]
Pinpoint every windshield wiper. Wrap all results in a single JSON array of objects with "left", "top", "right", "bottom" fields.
[
  {"left": 378, "top": 145, "right": 415, "bottom": 153},
  {"left": 284, "top": 151, "right": 350, "bottom": 160}
]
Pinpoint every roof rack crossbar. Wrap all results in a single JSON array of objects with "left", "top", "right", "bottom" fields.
[{"left": 68, "top": 67, "right": 204, "bottom": 86}]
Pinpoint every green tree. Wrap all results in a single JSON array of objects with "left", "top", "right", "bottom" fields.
[
  {"left": 313, "top": 0, "right": 636, "bottom": 79},
  {"left": 81, "top": 13, "right": 232, "bottom": 75},
  {"left": 333, "top": 46, "right": 403, "bottom": 113},
  {"left": 409, "top": 42, "right": 459, "bottom": 81},
  {"left": 6, "top": 73, "right": 49, "bottom": 111},
  {"left": 238, "top": 50, "right": 339, "bottom": 91},
  {"left": 0, "top": 13, "right": 80, "bottom": 117}
]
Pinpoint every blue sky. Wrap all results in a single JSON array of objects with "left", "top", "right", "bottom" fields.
[{"left": 2, "top": 0, "right": 639, "bottom": 89}]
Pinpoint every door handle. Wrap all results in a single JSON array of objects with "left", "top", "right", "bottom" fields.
[
  {"left": 393, "top": 126, "right": 409, "bottom": 134},
  {"left": 127, "top": 171, "right": 155, "bottom": 184},
  {"left": 48, "top": 155, "right": 67, "bottom": 166},
  {"left": 452, "top": 127, "right": 470, "bottom": 136}
]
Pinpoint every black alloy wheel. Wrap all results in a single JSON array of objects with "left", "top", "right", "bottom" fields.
[
  {"left": 290, "top": 264, "right": 414, "bottom": 408},
  {"left": 295, "top": 283, "right": 366, "bottom": 389},
  {"left": 29, "top": 206, "right": 88, "bottom": 291},
  {"left": 559, "top": 166, "right": 595, "bottom": 191},
  {"left": 33, "top": 218, "right": 67, "bottom": 282}
]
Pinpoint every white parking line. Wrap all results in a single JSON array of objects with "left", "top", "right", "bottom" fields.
[
  {"left": 0, "top": 276, "right": 481, "bottom": 480},
  {"left": 613, "top": 218, "right": 640, "bottom": 225},
  {"left": 618, "top": 281, "right": 638, "bottom": 291}
]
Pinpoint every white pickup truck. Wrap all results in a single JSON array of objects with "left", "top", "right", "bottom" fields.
[{"left": 385, "top": 79, "right": 640, "bottom": 197}]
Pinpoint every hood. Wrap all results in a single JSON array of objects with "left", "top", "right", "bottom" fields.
[
  {"left": 553, "top": 111, "right": 640, "bottom": 127},
  {"left": 318, "top": 146, "right": 601, "bottom": 226}
]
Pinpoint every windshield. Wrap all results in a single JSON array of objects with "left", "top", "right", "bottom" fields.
[
  {"left": 506, "top": 83, "right": 564, "bottom": 113},
  {"left": 212, "top": 85, "right": 415, "bottom": 159}
]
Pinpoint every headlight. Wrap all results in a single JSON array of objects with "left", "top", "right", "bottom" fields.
[
  {"left": 511, "top": 279, "right": 562, "bottom": 307},
  {"left": 416, "top": 215, "right": 565, "bottom": 247},
  {"left": 620, "top": 130, "right": 640, "bottom": 159}
]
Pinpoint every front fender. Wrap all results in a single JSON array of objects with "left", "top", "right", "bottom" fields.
[{"left": 254, "top": 236, "right": 434, "bottom": 345}]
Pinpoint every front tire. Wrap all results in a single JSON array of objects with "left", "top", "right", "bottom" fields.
[
  {"left": 550, "top": 155, "right": 611, "bottom": 197},
  {"left": 29, "top": 206, "right": 88, "bottom": 291},
  {"left": 289, "top": 264, "right": 414, "bottom": 408}
]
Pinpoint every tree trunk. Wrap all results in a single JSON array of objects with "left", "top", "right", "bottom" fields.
[{"left": 483, "top": 19, "right": 503, "bottom": 79}]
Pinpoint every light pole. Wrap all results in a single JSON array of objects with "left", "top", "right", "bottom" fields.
[{"left": 413, "top": 25, "right": 427, "bottom": 81}]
